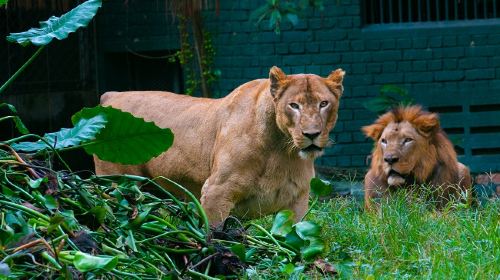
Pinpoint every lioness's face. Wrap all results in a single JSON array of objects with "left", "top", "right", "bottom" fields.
[
  {"left": 379, "top": 121, "right": 426, "bottom": 185},
  {"left": 269, "top": 67, "right": 345, "bottom": 159}
]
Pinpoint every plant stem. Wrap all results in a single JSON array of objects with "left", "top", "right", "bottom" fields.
[
  {"left": 154, "top": 176, "right": 210, "bottom": 236},
  {"left": 0, "top": 45, "right": 45, "bottom": 95},
  {"left": 0, "top": 199, "right": 50, "bottom": 221},
  {"left": 301, "top": 196, "right": 319, "bottom": 221}
]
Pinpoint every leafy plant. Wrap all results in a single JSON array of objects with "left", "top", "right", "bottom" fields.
[
  {"left": 6, "top": 0, "right": 101, "bottom": 46},
  {"left": 0, "top": 0, "right": 102, "bottom": 141},
  {"left": 251, "top": 0, "right": 325, "bottom": 34},
  {"left": 0, "top": 0, "right": 102, "bottom": 95},
  {"left": 363, "top": 85, "right": 414, "bottom": 114},
  {"left": 10, "top": 106, "right": 174, "bottom": 165},
  {"left": 167, "top": 1, "right": 220, "bottom": 98}
]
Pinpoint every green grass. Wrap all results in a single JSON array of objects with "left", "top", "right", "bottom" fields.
[{"left": 248, "top": 193, "right": 500, "bottom": 279}]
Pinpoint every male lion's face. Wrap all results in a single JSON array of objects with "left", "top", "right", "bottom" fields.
[
  {"left": 363, "top": 106, "right": 440, "bottom": 187},
  {"left": 269, "top": 66, "right": 345, "bottom": 159},
  {"left": 378, "top": 121, "right": 426, "bottom": 186}
]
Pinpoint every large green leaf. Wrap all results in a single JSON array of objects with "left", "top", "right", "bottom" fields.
[
  {"left": 73, "top": 106, "right": 174, "bottom": 165},
  {"left": 6, "top": 0, "right": 102, "bottom": 46},
  {"left": 73, "top": 252, "right": 118, "bottom": 273},
  {"left": 271, "top": 210, "right": 294, "bottom": 238},
  {"left": 294, "top": 221, "right": 325, "bottom": 260},
  {"left": 294, "top": 221, "right": 321, "bottom": 241},
  {"left": 310, "top": 178, "right": 333, "bottom": 197},
  {"left": 300, "top": 238, "right": 325, "bottom": 260},
  {"left": 12, "top": 114, "right": 107, "bottom": 152}
]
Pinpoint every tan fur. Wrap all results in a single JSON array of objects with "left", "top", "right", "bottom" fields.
[
  {"left": 94, "top": 66, "right": 345, "bottom": 224},
  {"left": 362, "top": 106, "right": 472, "bottom": 209}
]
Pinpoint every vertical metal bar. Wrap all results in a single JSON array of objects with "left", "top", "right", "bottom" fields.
[
  {"left": 436, "top": 0, "right": 440, "bottom": 21},
  {"left": 398, "top": 0, "right": 403, "bottom": 22},
  {"left": 389, "top": 0, "right": 393, "bottom": 23},
  {"left": 474, "top": 0, "right": 478, "bottom": 19},
  {"left": 380, "top": 0, "right": 384, "bottom": 23},
  {"left": 445, "top": 0, "right": 449, "bottom": 20},
  {"left": 418, "top": 0, "right": 422, "bottom": 21},
  {"left": 454, "top": 0, "right": 459, "bottom": 20},
  {"left": 465, "top": 0, "right": 468, "bottom": 19},
  {"left": 409, "top": 0, "right": 413, "bottom": 22},
  {"left": 370, "top": 0, "right": 375, "bottom": 24},
  {"left": 483, "top": 0, "right": 487, "bottom": 18},
  {"left": 494, "top": 0, "right": 497, "bottom": 18},
  {"left": 426, "top": 0, "right": 431, "bottom": 21}
]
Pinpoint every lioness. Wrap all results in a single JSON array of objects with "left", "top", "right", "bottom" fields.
[
  {"left": 94, "top": 66, "right": 345, "bottom": 223},
  {"left": 362, "top": 106, "right": 472, "bottom": 209}
]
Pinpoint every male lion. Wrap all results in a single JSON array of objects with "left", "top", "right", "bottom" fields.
[
  {"left": 362, "top": 106, "right": 471, "bottom": 209},
  {"left": 94, "top": 66, "right": 345, "bottom": 223}
]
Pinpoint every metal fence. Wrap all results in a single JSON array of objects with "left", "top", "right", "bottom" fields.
[{"left": 364, "top": 0, "right": 500, "bottom": 24}]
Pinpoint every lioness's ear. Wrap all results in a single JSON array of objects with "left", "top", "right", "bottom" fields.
[
  {"left": 326, "top": 68, "right": 345, "bottom": 98},
  {"left": 362, "top": 123, "right": 385, "bottom": 141},
  {"left": 414, "top": 113, "right": 439, "bottom": 137},
  {"left": 269, "top": 66, "right": 288, "bottom": 98},
  {"left": 327, "top": 68, "right": 345, "bottom": 84}
]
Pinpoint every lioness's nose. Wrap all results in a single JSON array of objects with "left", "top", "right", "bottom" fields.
[
  {"left": 384, "top": 155, "right": 399, "bottom": 164},
  {"left": 302, "top": 131, "right": 321, "bottom": 140}
]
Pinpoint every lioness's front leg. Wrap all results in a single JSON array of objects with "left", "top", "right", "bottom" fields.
[
  {"left": 290, "top": 191, "right": 309, "bottom": 222},
  {"left": 200, "top": 177, "right": 244, "bottom": 224}
]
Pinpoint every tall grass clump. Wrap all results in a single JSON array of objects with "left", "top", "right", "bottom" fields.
[{"left": 309, "top": 189, "right": 499, "bottom": 279}]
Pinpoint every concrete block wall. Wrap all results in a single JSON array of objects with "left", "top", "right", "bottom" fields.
[{"left": 204, "top": 0, "right": 500, "bottom": 170}]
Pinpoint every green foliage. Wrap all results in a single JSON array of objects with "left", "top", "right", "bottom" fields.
[
  {"left": 0, "top": 152, "right": 327, "bottom": 278},
  {"left": 1, "top": 0, "right": 101, "bottom": 95},
  {"left": 72, "top": 252, "right": 118, "bottom": 273},
  {"left": 251, "top": 0, "right": 324, "bottom": 34},
  {"left": 169, "top": 17, "right": 219, "bottom": 97},
  {"left": 0, "top": 0, "right": 8, "bottom": 8},
  {"left": 11, "top": 106, "right": 174, "bottom": 165},
  {"left": 249, "top": 192, "right": 500, "bottom": 279},
  {"left": 73, "top": 106, "right": 174, "bottom": 165},
  {"left": 6, "top": 0, "right": 102, "bottom": 46},
  {"left": 363, "top": 85, "right": 414, "bottom": 114},
  {"left": 12, "top": 114, "right": 107, "bottom": 152},
  {"left": 268, "top": 209, "right": 326, "bottom": 260},
  {"left": 0, "top": 103, "right": 29, "bottom": 134},
  {"left": 310, "top": 177, "right": 333, "bottom": 197}
]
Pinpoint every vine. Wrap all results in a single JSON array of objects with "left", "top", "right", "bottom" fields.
[{"left": 168, "top": 4, "right": 220, "bottom": 98}]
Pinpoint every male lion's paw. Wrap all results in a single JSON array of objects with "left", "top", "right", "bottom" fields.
[{"left": 387, "top": 175, "right": 405, "bottom": 186}]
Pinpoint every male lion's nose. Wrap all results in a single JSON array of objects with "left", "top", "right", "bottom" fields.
[
  {"left": 384, "top": 155, "right": 399, "bottom": 164},
  {"left": 302, "top": 131, "right": 321, "bottom": 140}
]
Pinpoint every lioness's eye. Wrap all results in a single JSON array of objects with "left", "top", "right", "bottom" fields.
[
  {"left": 289, "top": 103, "right": 300, "bottom": 109},
  {"left": 403, "top": 138, "right": 413, "bottom": 144},
  {"left": 319, "top": 101, "right": 329, "bottom": 108},
  {"left": 381, "top": 139, "right": 387, "bottom": 144}
]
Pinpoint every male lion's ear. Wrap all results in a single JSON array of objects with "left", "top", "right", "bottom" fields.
[
  {"left": 414, "top": 112, "right": 440, "bottom": 137},
  {"left": 269, "top": 66, "right": 288, "bottom": 98},
  {"left": 362, "top": 123, "right": 385, "bottom": 141}
]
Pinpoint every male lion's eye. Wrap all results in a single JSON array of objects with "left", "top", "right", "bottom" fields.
[
  {"left": 381, "top": 139, "right": 387, "bottom": 144},
  {"left": 289, "top": 103, "right": 300, "bottom": 110},
  {"left": 319, "top": 101, "right": 329, "bottom": 108}
]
